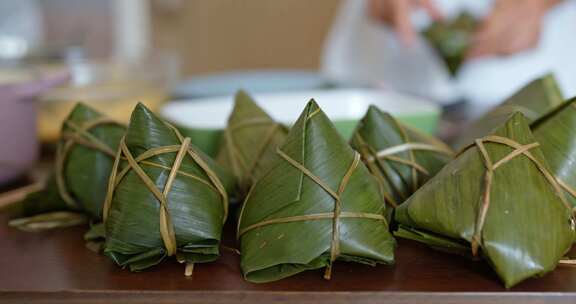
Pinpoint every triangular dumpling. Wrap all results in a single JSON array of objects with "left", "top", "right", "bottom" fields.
[
  {"left": 9, "top": 103, "right": 125, "bottom": 232},
  {"left": 238, "top": 100, "right": 395, "bottom": 283},
  {"left": 104, "top": 103, "right": 236, "bottom": 275},
  {"left": 59, "top": 103, "right": 126, "bottom": 218},
  {"left": 455, "top": 74, "right": 564, "bottom": 149},
  {"left": 216, "top": 90, "right": 287, "bottom": 194},
  {"left": 396, "top": 112, "right": 575, "bottom": 288},
  {"left": 533, "top": 97, "right": 576, "bottom": 207},
  {"left": 351, "top": 105, "right": 453, "bottom": 207}
]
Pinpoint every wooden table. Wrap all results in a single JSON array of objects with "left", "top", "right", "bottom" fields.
[{"left": 1, "top": 213, "right": 576, "bottom": 304}]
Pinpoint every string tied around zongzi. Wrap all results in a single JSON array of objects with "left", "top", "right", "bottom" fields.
[
  {"left": 8, "top": 211, "right": 87, "bottom": 232},
  {"left": 354, "top": 131, "right": 454, "bottom": 207},
  {"left": 554, "top": 178, "right": 576, "bottom": 216},
  {"left": 223, "top": 118, "right": 283, "bottom": 183},
  {"left": 103, "top": 123, "right": 229, "bottom": 274},
  {"left": 471, "top": 135, "right": 574, "bottom": 257},
  {"left": 237, "top": 148, "right": 387, "bottom": 280},
  {"left": 353, "top": 134, "right": 401, "bottom": 208},
  {"left": 56, "top": 117, "right": 123, "bottom": 210},
  {"left": 366, "top": 142, "right": 454, "bottom": 175}
]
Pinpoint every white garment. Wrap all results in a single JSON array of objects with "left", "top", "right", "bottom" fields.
[{"left": 322, "top": 0, "right": 576, "bottom": 116}]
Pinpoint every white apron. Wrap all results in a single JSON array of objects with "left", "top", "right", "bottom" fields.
[{"left": 322, "top": 0, "right": 576, "bottom": 116}]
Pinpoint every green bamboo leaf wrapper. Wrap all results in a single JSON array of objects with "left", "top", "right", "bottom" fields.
[
  {"left": 238, "top": 100, "right": 395, "bottom": 283},
  {"left": 351, "top": 105, "right": 453, "bottom": 208},
  {"left": 58, "top": 103, "right": 126, "bottom": 218},
  {"left": 103, "top": 103, "right": 236, "bottom": 274},
  {"left": 533, "top": 97, "right": 576, "bottom": 207},
  {"left": 9, "top": 103, "right": 125, "bottom": 230},
  {"left": 395, "top": 112, "right": 575, "bottom": 288},
  {"left": 455, "top": 74, "right": 564, "bottom": 149},
  {"left": 216, "top": 90, "right": 288, "bottom": 194}
]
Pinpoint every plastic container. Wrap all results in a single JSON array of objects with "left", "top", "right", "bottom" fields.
[
  {"left": 161, "top": 88, "right": 441, "bottom": 156},
  {"left": 173, "top": 70, "right": 329, "bottom": 99}
]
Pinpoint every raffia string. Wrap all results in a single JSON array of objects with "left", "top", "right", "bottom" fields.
[
  {"left": 103, "top": 123, "right": 228, "bottom": 275},
  {"left": 368, "top": 142, "right": 454, "bottom": 161},
  {"left": 352, "top": 134, "right": 399, "bottom": 208},
  {"left": 223, "top": 118, "right": 283, "bottom": 184},
  {"left": 354, "top": 127, "right": 453, "bottom": 207},
  {"left": 245, "top": 124, "right": 281, "bottom": 179},
  {"left": 536, "top": 102, "right": 576, "bottom": 216},
  {"left": 395, "top": 119, "right": 419, "bottom": 192},
  {"left": 370, "top": 117, "right": 452, "bottom": 192},
  {"left": 109, "top": 146, "right": 218, "bottom": 193},
  {"left": 366, "top": 142, "right": 453, "bottom": 175},
  {"left": 238, "top": 149, "right": 387, "bottom": 280},
  {"left": 471, "top": 135, "right": 573, "bottom": 256},
  {"left": 238, "top": 211, "right": 386, "bottom": 235},
  {"left": 8, "top": 211, "right": 87, "bottom": 232},
  {"left": 55, "top": 118, "right": 124, "bottom": 210},
  {"left": 169, "top": 126, "right": 229, "bottom": 222},
  {"left": 278, "top": 149, "right": 360, "bottom": 280},
  {"left": 554, "top": 177, "right": 576, "bottom": 218}
]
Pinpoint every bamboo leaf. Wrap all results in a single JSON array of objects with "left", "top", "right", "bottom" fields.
[
  {"left": 423, "top": 13, "right": 477, "bottom": 75},
  {"left": 238, "top": 100, "right": 395, "bottom": 283},
  {"left": 532, "top": 97, "right": 576, "bottom": 208},
  {"left": 216, "top": 90, "right": 288, "bottom": 195},
  {"left": 455, "top": 74, "right": 564, "bottom": 149},
  {"left": 351, "top": 105, "right": 453, "bottom": 208},
  {"left": 59, "top": 103, "right": 126, "bottom": 219},
  {"left": 9, "top": 103, "right": 125, "bottom": 231},
  {"left": 396, "top": 112, "right": 575, "bottom": 288},
  {"left": 104, "top": 103, "right": 236, "bottom": 274}
]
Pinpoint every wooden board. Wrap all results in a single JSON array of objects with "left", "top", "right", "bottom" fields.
[{"left": 1, "top": 213, "right": 576, "bottom": 303}]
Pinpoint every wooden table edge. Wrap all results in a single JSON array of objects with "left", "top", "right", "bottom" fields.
[{"left": 1, "top": 290, "right": 576, "bottom": 304}]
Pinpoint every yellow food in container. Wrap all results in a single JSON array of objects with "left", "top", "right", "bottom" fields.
[
  {"left": 39, "top": 84, "right": 167, "bottom": 142},
  {"left": 36, "top": 60, "right": 172, "bottom": 142}
]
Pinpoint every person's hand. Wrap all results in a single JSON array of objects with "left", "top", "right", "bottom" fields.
[
  {"left": 467, "top": 0, "right": 560, "bottom": 58},
  {"left": 369, "top": 0, "right": 442, "bottom": 46}
]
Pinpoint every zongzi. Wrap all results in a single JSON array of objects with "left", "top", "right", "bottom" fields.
[
  {"left": 9, "top": 103, "right": 125, "bottom": 231},
  {"left": 216, "top": 90, "right": 288, "bottom": 194},
  {"left": 238, "top": 100, "right": 395, "bottom": 283},
  {"left": 395, "top": 112, "right": 575, "bottom": 288},
  {"left": 455, "top": 74, "right": 564, "bottom": 149},
  {"left": 103, "top": 103, "right": 236, "bottom": 275},
  {"left": 532, "top": 97, "right": 576, "bottom": 208},
  {"left": 351, "top": 105, "right": 453, "bottom": 207},
  {"left": 423, "top": 12, "right": 477, "bottom": 75}
]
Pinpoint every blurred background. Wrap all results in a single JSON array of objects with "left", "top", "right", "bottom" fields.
[
  {"left": 0, "top": 0, "right": 340, "bottom": 140},
  {"left": 0, "top": 0, "right": 340, "bottom": 82},
  {"left": 2, "top": 0, "right": 576, "bottom": 185}
]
